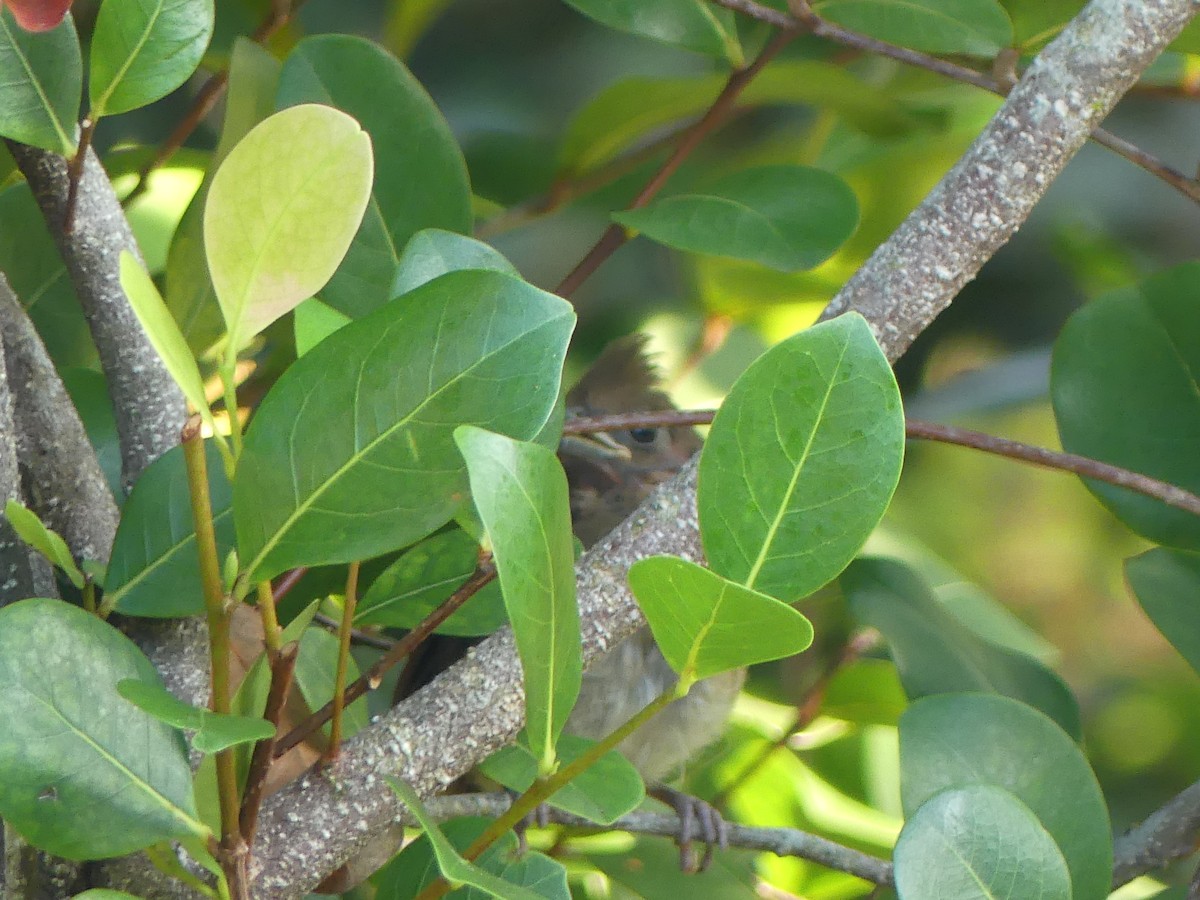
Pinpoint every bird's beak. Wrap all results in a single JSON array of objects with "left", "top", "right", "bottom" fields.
[{"left": 558, "top": 431, "right": 632, "bottom": 462}]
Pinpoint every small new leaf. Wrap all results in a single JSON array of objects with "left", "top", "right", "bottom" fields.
[{"left": 4, "top": 499, "right": 84, "bottom": 588}]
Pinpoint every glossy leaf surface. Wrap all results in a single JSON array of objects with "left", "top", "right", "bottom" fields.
[
  {"left": 895, "top": 785, "right": 1071, "bottom": 900},
  {"left": 698, "top": 313, "right": 904, "bottom": 601},
  {"left": 456, "top": 426, "right": 580, "bottom": 771},
  {"left": 204, "top": 103, "right": 373, "bottom": 352},
  {"left": 0, "top": 599, "right": 203, "bottom": 858},
  {"left": 89, "top": 0, "right": 214, "bottom": 117},
  {"left": 812, "top": 0, "right": 1012, "bottom": 56},
  {"left": 1052, "top": 263, "right": 1200, "bottom": 550},
  {"left": 614, "top": 166, "right": 858, "bottom": 272},
  {"left": 392, "top": 228, "right": 516, "bottom": 299},
  {"left": 562, "top": 0, "right": 740, "bottom": 61},
  {"left": 234, "top": 270, "right": 573, "bottom": 583},
  {"left": 628, "top": 555, "right": 813, "bottom": 680},
  {"left": 0, "top": 9, "right": 79, "bottom": 153},
  {"left": 900, "top": 694, "right": 1111, "bottom": 900}
]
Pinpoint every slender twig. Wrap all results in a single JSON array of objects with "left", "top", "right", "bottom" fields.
[
  {"left": 273, "top": 560, "right": 497, "bottom": 757},
  {"left": 182, "top": 415, "right": 246, "bottom": 892},
  {"left": 313, "top": 611, "right": 396, "bottom": 650},
  {"left": 323, "top": 561, "right": 361, "bottom": 765},
  {"left": 565, "top": 409, "right": 1200, "bottom": 517},
  {"left": 555, "top": 30, "right": 798, "bottom": 297},
  {"left": 712, "top": 0, "right": 1200, "bottom": 204},
  {"left": 257, "top": 579, "right": 283, "bottom": 656},
  {"left": 62, "top": 117, "right": 95, "bottom": 234},
  {"left": 239, "top": 640, "right": 299, "bottom": 844},
  {"left": 272, "top": 566, "right": 308, "bottom": 600}
]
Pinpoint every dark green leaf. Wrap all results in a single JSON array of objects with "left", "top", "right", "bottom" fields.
[
  {"left": 456, "top": 426, "right": 579, "bottom": 772},
  {"left": 628, "top": 556, "right": 813, "bottom": 680},
  {"left": 812, "top": 0, "right": 1013, "bottom": 57},
  {"left": 614, "top": 166, "right": 858, "bottom": 272},
  {"left": 4, "top": 500, "right": 84, "bottom": 588},
  {"left": 1051, "top": 263, "right": 1200, "bottom": 550},
  {"left": 355, "top": 529, "right": 506, "bottom": 636},
  {"left": 698, "top": 313, "right": 904, "bottom": 600},
  {"left": 562, "top": 0, "right": 741, "bottom": 62},
  {"left": 104, "top": 440, "right": 233, "bottom": 617},
  {"left": 895, "top": 785, "right": 1071, "bottom": 900},
  {"left": 844, "top": 558, "right": 1081, "bottom": 739},
  {"left": 62, "top": 370, "right": 121, "bottom": 499},
  {"left": 277, "top": 35, "right": 472, "bottom": 318},
  {"left": 900, "top": 694, "right": 1111, "bottom": 900},
  {"left": 204, "top": 103, "right": 373, "bottom": 353},
  {"left": 89, "top": 0, "right": 214, "bottom": 118},
  {"left": 117, "top": 679, "right": 274, "bottom": 754},
  {"left": 392, "top": 228, "right": 517, "bottom": 299},
  {"left": 479, "top": 736, "right": 644, "bottom": 825},
  {"left": 0, "top": 9, "right": 80, "bottom": 154},
  {"left": 1126, "top": 548, "right": 1200, "bottom": 676},
  {"left": 234, "top": 269, "right": 574, "bottom": 583},
  {"left": 0, "top": 599, "right": 204, "bottom": 858}
]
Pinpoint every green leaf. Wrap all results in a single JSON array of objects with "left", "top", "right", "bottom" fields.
[
  {"left": 204, "top": 103, "right": 373, "bottom": 353},
  {"left": 455, "top": 426, "right": 580, "bottom": 773},
  {"left": 894, "top": 784, "right": 1071, "bottom": 900},
  {"left": 392, "top": 228, "right": 517, "bottom": 299},
  {"left": 562, "top": 0, "right": 741, "bottom": 63},
  {"left": 900, "top": 694, "right": 1111, "bottom": 900},
  {"left": 293, "top": 297, "right": 351, "bottom": 356},
  {"left": 117, "top": 679, "right": 274, "bottom": 754},
  {"left": 0, "top": 183, "right": 92, "bottom": 369},
  {"left": 1126, "top": 548, "right": 1200, "bottom": 676},
  {"left": 821, "top": 658, "right": 908, "bottom": 726},
  {"left": 293, "top": 627, "right": 368, "bottom": 739},
  {"left": 103, "top": 440, "right": 233, "bottom": 617},
  {"left": 73, "top": 891, "right": 145, "bottom": 899},
  {"left": 479, "top": 736, "right": 644, "bottom": 826},
  {"left": 614, "top": 166, "right": 858, "bottom": 272},
  {"left": 559, "top": 61, "right": 926, "bottom": 177},
  {"left": 62, "top": 370, "right": 122, "bottom": 498},
  {"left": 698, "top": 313, "right": 904, "bottom": 600},
  {"left": 276, "top": 35, "right": 472, "bottom": 319},
  {"left": 88, "top": 0, "right": 214, "bottom": 118},
  {"left": 0, "top": 599, "right": 205, "bottom": 858},
  {"left": 164, "top": 38, "right": 280, "bottom": 357},
  {"left": 628, "top": 556, "right": 813, "bottom": 680},
  {"left": 387, "top": 777, "right": 551, "bottom": 900},
  {"left": 119, "top": 251, "right": 213, "bottom": 430},
  {"left": 234, "top": 269, "right": 574, "bottom": 583},
  {"left": 4, "top": 499, "right": 84, "bottom": 588},
  {"left": 843, "top": 558, "right": 1081, "bottom": 739},
  {"left": 0, "top": 9, "right": 80, "bottom": 154},
  {"left": 812, "top": 0, "right": 1013, "bottom": 57},
  {"left": 355, "top": 529, "right": 506, "bottom": 636},
  {"left": 1051, "top": 263, "right": 1200, "bottom": 550}
]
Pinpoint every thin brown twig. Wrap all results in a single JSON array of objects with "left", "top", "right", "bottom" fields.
[
  {"left": 564, "top": 409, "right": 1200, "bottom": 518},
  {"left": 239, "top": 640, "right": 299, "bottom": 844},
  {"left": 62, "top": 118, "right": 95, "bottom": 234},
  {"left": 312, "top": 611, "right": 396, "bottom": 650},
  {"left": 555, "top": 30, "right": 799, "bottom": 297},
  {"left": 711, "top": 0, "right": 1200, "bottom": 204},
  {"left": 273, "top": 560, "right": 497, "bottom": 757}
]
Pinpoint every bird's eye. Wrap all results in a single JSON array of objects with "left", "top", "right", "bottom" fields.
[{"left": 628, "top": 427, "right": 657, "bottom": 444}]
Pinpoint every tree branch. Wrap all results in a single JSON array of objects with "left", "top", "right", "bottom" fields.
[
  {"left": 1112, "top": 778, "right": 1200, "bottom": 887},
  {"left": 244, "top": 1, "right": 1198, "bottom": 896}
]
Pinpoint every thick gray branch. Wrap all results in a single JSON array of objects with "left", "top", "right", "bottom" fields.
[
  {"left": 820, "top": 0, "right": 1200, "bottom": 352},
  {"left": 1112, "top": 778, "right": 1200, "bottom": 887},
  {"left": 7, "top": 143, "right": 185, "bottom": 489}
]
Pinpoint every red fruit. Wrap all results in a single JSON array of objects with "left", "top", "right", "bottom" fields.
[{"left": 5, "top": 0, "right": 71, "bottom": 32}]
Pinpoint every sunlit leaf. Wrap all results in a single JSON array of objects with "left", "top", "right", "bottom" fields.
[
  {"left": 628, "top": 555, "right": 813, "bottom": 680},
  {"left": 0, "top": 599, "right": 205, "bottom": 858},
  {"left": 392, "top": 228, "right": 516, "bottom": 299},
  {"left": 456, "top": 426, "right": 579, "bottom": 773},
  {"left": 204, "top": 103, "right": 373, "bottom": 352},
  {"left": 234, "top": 269, "right": 573, "bottom": 583},
  {"left": 89, "top": 0, "right": 214, "bottom": 118},
  {"left": 698, "top": 313, "right": 904, "bottom": 601},
  {"left": 4, "top": 499, "right": 84, "bottom": 588}
]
